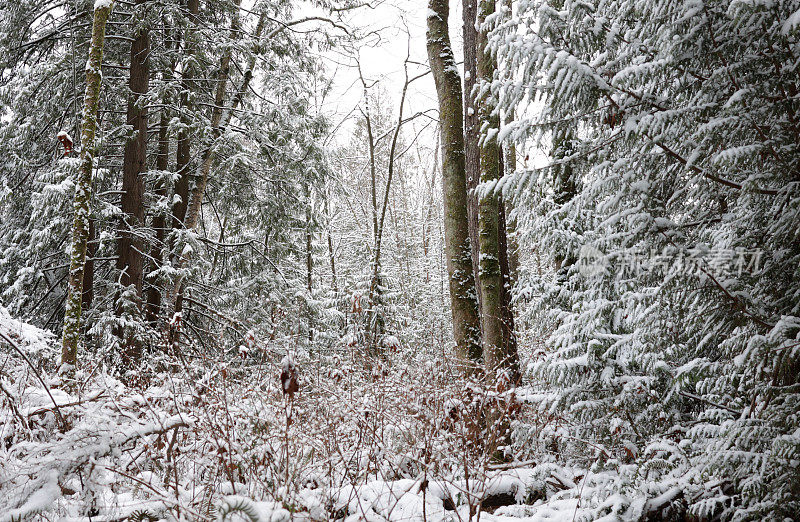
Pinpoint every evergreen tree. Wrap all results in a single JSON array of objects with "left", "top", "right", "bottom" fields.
[{"left": 493, "top": 0, "right": 800, "bottom": 517}]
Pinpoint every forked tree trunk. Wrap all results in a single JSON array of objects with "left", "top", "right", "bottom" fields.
[
  {"left": 61, "top": 0, "right": 114, "bottom": 371},
  {"left": 427, "top": 0, "right": 482, "bottom": 371},
  {"left": 117, "top": 0, "right": 150, "bottom": 364}
]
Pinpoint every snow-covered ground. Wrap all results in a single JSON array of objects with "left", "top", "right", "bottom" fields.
[{"left": 0, "top": 306, "right": 717, "bottom": 521}]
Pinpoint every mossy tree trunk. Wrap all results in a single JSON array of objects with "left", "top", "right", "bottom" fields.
[
  {"left": 476, "top": 0, "right": 520, "bottom": 458},
  {"left": 61, "top": 0, "right": 114, "bottom": 372},
  {"left": 476, "top": 0, "right": 506, "bottom": 377},
  {"left": 427, "top": 0, "right": 482, "bottom": 371}
]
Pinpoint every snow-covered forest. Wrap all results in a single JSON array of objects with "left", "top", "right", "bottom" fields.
[{"left": 1, "top": 0, "right": 799, "bottom": 519}]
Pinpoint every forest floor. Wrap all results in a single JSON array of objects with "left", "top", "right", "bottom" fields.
[{"left": 1, "top": 306, "right": 693, "bottom": 521}]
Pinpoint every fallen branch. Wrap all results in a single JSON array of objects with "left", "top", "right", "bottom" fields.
[{"left": 26, "top": 390, "right": 106, "bottom": 418}]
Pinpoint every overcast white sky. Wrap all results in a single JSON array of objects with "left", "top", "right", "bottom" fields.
[
  {"left": 308, "top": 0, "right": 548, "bottom": 166},
  {"left": 317, "top": 0, "right": 459, "bottom": 144}
]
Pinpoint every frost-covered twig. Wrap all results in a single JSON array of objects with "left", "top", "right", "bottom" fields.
[{"left": 0, "top": 329, "right": 66, "bottom": 430}]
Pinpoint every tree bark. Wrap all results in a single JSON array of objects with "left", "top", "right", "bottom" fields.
[
  {"left": 145, "top": 106, "right": 171, "bottom": 324},
  {"left": 462, "top": 0, "right": 482, "bottom": 313},
  {"left": 181, "top": 0, "right": 242, "bottom": 233},
  {"left": 476, "top": 0, "right": 505, "bottom": 377},
  {"left": 172, "top": 0, "right": 198, "bottom": 234},
  {"left": 427, "top": 0, "right": 482, "bottom": 370},
  {"left": 82, "top": 219, "right": 95, "bottom": 313},
  {"left": 117, "top": 0, "right": 150, "bottom": 364},
  {"left": 61, "top": 0, "right": 114, "bottom": 372}
]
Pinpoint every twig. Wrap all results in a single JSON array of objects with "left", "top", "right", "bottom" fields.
[
  {"left": 678, "top": 390, "right": 740, "bottom": 415},
  {"left": 0, "top": 330, "right": 67, "bottom": 430},
  {"left": 26, "top": 390, "right": 105, "bottom": 418},
  {"left": 0, "top": 380, "right": 30, "bottom": 430}
]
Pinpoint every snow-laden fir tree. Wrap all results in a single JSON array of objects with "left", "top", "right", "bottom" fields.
[
  {"left": 0, "top": 0, "right": 341, "bottom": 372},
  {"left": 491, "top": 0, "right": 800, "bottom": 518}
]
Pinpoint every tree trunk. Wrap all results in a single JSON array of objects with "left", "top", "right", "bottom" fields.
[
  {"left": 168, "top": 0, "right": 244, "bottom": 323},
  {"left": 306, "top": 184, "right": 314, "bottom": 342},
  {"left": 361, "top": 98, "right": 383, "bottom": 351},
  {"left": 462, "top": 0, "right": 482, "bottom": 313},
  {"left": 145, "top": 21, "right": 179, "bottom": 325},
  {"left": 117, "top": 0, "right": 150, "bottom": 365},
  {"left": 172, "top": 0, "right": 198, "bottom": 234},
  {"left": 498, "top": 145, "right": 520, "bottom": 384},
  {"left": 476, "top": 0, "right": 520, "bottom": 459},
  {"left": 82, "top": 219, "right": 95, "bottom": 313},
  {"left": 145, "top": 108, "right": 171, "bottom": 324},
  {"left": 427, "top": 0, "right": 482, "bottom": 370},
  {"left": 167, "top": 0, "right": 199, "bottom": 326},
  {"left": 181, "top": 0, "right": 242, "bottom": 233},
  {"left": 325, "top": 193, "right": 338, "bottom": 293},
  {"left": 499, "top": 116, "right": 520, "bottom": 383},
  {"left": 476, "top": 0, "right": 505, "bottom": 377},
  {"left": 500, "top": 0, "right": 519, "bottom": 284},
  {"left": 497, "top": 185, "right": 520, "bottom": 383},
  {"left": 61, "top": 0, "right": 114, "bottom": 372},
  {"left": 502, "top": 132, "right": 520, "bottom": 282}
]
